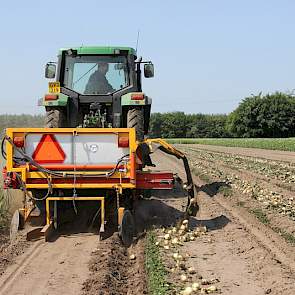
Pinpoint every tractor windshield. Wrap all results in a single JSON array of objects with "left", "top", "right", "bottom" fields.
[{"left": 63, "top": 55, "right": 129, "bottom": 95}]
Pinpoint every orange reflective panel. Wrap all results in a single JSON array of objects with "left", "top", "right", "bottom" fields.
[{"left": 32, "top": 134, "right": 66, "bottom": 164}]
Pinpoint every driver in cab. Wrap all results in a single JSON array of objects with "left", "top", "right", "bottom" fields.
[{"left": 85, "top": 61, "right": 115, "bottom": 94}]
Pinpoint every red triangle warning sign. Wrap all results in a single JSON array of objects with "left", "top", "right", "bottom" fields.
[{"left": 32, "top": 134, "right": 66, "bottom": 164}]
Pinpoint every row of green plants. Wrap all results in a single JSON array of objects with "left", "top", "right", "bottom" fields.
[
  {"left": 145, "top": 231, "right": 170, "bottom": 295},
  {"left": 149, "top": 92, "right": 295, "bottom": 139},
  {"left": 0, "top": 189, "right": 9, "bottom": 229},
  {"left": 166, "top": 137, "right": 295, "bottom": 151}
]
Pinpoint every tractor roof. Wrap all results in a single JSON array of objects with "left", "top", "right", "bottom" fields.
[{"left": 59, "top": 46, "right": 136, "bottom": 56}]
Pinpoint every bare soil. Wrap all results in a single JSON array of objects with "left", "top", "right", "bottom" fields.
[
  {"left": 177, "top": 144, "right": 295, "bottom": 238},
  {"left": 0, "top": 145, "right": 294, "bottom": 295},
  {"left": 149, "top": 149, "right": 295, "bottom": 295},
  {"left": 0, "top": 230, "right": 29, "bottom": 277},
  {"left": 0, "top": 233, "right": 98, "bottom": 295}
]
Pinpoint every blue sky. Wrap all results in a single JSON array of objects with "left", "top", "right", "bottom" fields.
[{"left": 0, "top": 0, "right": 294, "bottom": 114}]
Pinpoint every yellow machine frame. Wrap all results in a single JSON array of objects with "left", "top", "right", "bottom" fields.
[
  {"left": 4, "top": 128, "right": 198, "bottom": 242},
  {"left": 5, "top": 127, "right": 138, "bottom": 190}
]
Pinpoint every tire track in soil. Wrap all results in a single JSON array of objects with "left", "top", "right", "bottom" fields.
[
  {"left": 0, "top": 232, "right": 147, "bottom": 295},
  {"left": 151, "top": 151, "right": 295, "bottom": 295},
  {"left": 0, "top": 233, "right": 98, "bottom": 295}
]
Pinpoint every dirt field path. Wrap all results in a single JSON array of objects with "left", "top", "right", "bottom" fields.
[
  {"left": 182, "top": 143, "right": 295, "bottom": 163},
  {"left": 0, "top": 234, "right": 98, "bottom": 295}
]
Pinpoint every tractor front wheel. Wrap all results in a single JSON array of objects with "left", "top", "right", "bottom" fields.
[{"left": 45, "top": 107, "right": 66, "bottom": 128}]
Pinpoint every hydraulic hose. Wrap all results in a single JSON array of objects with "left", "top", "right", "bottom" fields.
[{"left": 3, "top": 135, "right": 129, "bottom": 179}]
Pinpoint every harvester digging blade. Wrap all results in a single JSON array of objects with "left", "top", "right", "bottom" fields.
[
  {"left": 26, "top": 222, "right": 55, "bottom": 241},
  {"left": 119, "top": 210, "right": 135, "bottom": 247},
  {"left": 41, "top": 222, "right": 55, "bottom": 242},
  {"left": 10, "top": 210, "right": 20, "bottom": 242}
]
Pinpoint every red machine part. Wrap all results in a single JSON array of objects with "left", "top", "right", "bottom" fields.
[
  {"left": 136, "top": 171, "right": 174, "bottom": 189},
  {"left": 2, "top": 167, "right": 20, "bottom": 189},
  {"left": 25, "top": 171, "right": 174, "bottom": 190},
  {"left": 13, "top": 136, "right": 25, "bottom": 148}
]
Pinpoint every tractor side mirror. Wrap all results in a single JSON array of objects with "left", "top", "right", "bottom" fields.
[
  {"left": 144, "top": 63, "right": 154, "bottom": 78},
  {"left": 45, "top": 63, "right": 56, "bottom": 79}
]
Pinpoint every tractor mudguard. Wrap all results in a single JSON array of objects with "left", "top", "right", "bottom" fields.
[
  {"left": 121, "top": 92, "right": 152, "bottom": 106},
  {"left": 41, "top": 93, "right": 69, "bottom": 107}
]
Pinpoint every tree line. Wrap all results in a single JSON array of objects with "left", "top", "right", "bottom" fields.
[
  {"left": 149, "top": 92, "right": 295, "bottom": 138},
  {"left": 0, "top": 114, "right": 44, "bottom": 135},
  {"left": 0, "top": 92, "right": 294, "bottom": 138}
]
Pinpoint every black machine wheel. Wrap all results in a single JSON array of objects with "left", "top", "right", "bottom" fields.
[
  {"left": 45, "top": 107, "right": 66, "bottom": 128},
  {"left": 127, "top": 107, "right": 144, "bottom": 141},
  {"left": 119, "top": 210, "right": 135, "bottom": 247}
]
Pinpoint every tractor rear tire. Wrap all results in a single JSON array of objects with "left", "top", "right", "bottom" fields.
[
  {"left": 127, "top": 107, "right": 144, "bottom": 141},
  {"left": 45, "top": 108, "right": 66, "bottom": 128}
]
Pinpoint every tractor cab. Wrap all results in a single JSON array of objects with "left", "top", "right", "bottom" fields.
[{"left": 42, "top": 46, "right": 154, "bottom": 140}]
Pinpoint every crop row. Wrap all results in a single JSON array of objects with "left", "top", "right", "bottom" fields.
[
  {"left": 0, "top": 189, "right": 9, "bottom": 229},
  {"left": 185, "top": 150, "right": 295, "bottom": 221},
  {"left": 183, "top": 147, "right": 295, "bottom": 186},
  {"left": 167, "top": 138, "right": 295, "bottom": 152}
]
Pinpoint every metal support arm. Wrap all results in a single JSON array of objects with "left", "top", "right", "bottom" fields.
[{"left": 144, "top": 139, "right": 198, "bottom": 217}]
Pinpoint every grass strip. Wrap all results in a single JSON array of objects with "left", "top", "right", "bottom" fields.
[
  {"left": 0, "top": 188, "right": 9, "bottom": 229},
  {"left": 249, "top": 208, "right": 295, "bottom": 245},
  {"left": 236, "top": 201, "right": 245, "bottom": 207},
  {"left": 249, "top": 208, "right": 270, "bottom": 224},
  {"left": 166, "top": 138, "right": 295, "bottom": 152},
  {"left": 145, "top": 231, "right": 169, "bottom": 295},
  {"left": 218, "top": 186, "right": 233, "bottom": 197},
  {"left": 273, "top": 227, "right": 295, "bottom": 245}
]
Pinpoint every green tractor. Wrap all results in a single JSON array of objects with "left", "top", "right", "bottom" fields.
[{"left": 42, "top": 46, "right": 154, "bottom": 140}]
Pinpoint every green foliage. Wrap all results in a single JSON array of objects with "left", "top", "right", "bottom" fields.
[
  {"left": 0, "top": 189, "right": 9, "bottom": 229},
  {"left": 166, "top": 138, "right": 295, "bottom": 151},
  {"left": 227, "top": 92, "right": 295, "bottom": 138},
  {"left": 249, "top": 208, "right": 270, "bottom": 224},
  {"left": 273, "top": 227, "right": 295, "bottom": 245},
  {"left": 149, "top": 112, "right": 229, "bottom": 138},
  {"left": 150, "top": 92, "right": 295, "bottom": 139},
  {"left": 218, "top": 186, "right": 233, "bottom": 197},
  {"left": 0, "top": 114, "right": 44, "bottom": 230},
  {"left": 0, "top": 114, "right": 44, "bottom": 135},
  {"left": 145, "top": 231, "right": 170, "bottom": 295},
  {"left": 150, "top": 112, "right": 188, "bottom": 138}
]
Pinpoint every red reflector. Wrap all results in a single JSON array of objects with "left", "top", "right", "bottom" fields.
[
  {"left": 45, "top": 94, "right": 58, "bottom": 101},
  {"left": 131, "top": 93, "right": 144, "bottom": 100},
  {"left": 13, "top": 137, "right": 25, "bottom": 148},
  {"left": 118, "top": 136, "right": 129, "bottom": 148}
]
